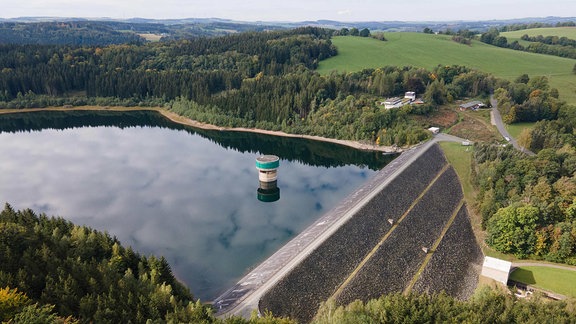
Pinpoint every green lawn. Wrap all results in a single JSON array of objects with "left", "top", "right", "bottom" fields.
[
  {"left": 439, "top": 142, "right": 474, "bottom": 203},
  {"left": 502, "top": 27, "right": 576, "bottom": 40},
  {"left": 506, "top": 122, "right": 536, "bottom": 139},
  {"left": 317, "top": 34, "right": 576, "bottom": 104},
  {"left": 510, "top": 266, "right": 576, "bottom": 298}
]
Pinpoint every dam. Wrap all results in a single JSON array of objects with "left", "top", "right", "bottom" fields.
[{"left": 213, "top": 141, "right": 483, "bottom": 322}]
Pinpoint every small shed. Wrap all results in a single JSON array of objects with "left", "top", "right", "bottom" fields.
[
  {"left": 459, "top": 101, "right": 485, "bottom": 111},
  {"left": 480, "top": 256, "right": 511, "bottom": 285},
  {"left": 428, "top": 127, "right": 440, "bottom": 134}
]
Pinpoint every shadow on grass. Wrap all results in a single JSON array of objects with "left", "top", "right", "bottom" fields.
[{"left": 510, "top": 268, "right": 536, "bottom": 285}]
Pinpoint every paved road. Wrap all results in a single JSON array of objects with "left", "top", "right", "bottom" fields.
[
  {"left": 490, "top": 96, "right": 535, "bottom": 156},
  {"left": 433, "top": 133, "right": 470, "bottom": 144},
  {"left": 213, "top": 140, "right": 437, "bottom": 319},
  {"left": 512, "top": 261, "right": 576, "bottom": 272}
]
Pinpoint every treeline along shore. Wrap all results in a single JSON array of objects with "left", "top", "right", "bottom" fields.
[{"left": 0, "top": 106, "right": 400, "bottom": 152}]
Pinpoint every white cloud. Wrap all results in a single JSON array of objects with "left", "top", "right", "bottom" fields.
[{"left": 337, "top": 9, "right": 352, "bottom": 16}]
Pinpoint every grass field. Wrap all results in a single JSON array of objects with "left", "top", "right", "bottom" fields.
[
  {"left": 506, "top": 122, "right": 536, "bottom": 139},
  {"left": 502, "top": 27, "right": 576, "bottom": 40},
  {"left": 439, "top": 142, "right": 474, "bottom": 204},
  {"left": 510, "top": 266, "right": 576, "bottom": 298},
  {"left": 317, "top": 34, "right": 576, "bottom": 104},
  {"left": 138, "top": 33, "right": 163, "bottom": 42}
]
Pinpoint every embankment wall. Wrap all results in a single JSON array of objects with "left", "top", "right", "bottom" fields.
[{"left": 259, "top": 144, "right": 482, "bottom": 323}]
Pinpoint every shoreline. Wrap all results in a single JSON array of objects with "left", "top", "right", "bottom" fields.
[{"left": 0, "top": 106, "right": 402, "bottom": 153}]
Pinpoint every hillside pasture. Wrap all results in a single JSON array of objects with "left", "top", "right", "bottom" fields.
[
  {"left": 501, "top": 27, "right": 576, "bottom": 40},
  {"left": 317, "top": 34, "right": 576, "bottom": 104}
]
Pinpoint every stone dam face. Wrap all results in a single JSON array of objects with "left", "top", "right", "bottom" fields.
[{"left": 214, "top": 142, "right": 483, "bottom": 323}]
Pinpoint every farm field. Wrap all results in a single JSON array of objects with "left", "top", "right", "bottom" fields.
[
  {"left": 501, "top": 27, "right": 576, "bottom": 40},
  {"left": 510, "top": 266, "right": 576, "bottom": 298},
  {"left": 317, "top": 34, "right": 576, "bottom": 104},
  {"left": 500, "top": 27, "right": 576, "bottom": 55}
]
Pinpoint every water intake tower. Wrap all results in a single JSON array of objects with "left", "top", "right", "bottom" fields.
[{"left": 256, "top": 155, "right": 280, "bottom": 202}]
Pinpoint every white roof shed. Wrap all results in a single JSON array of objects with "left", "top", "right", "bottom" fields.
[{"left": 481, "top": 256, "right": 512, "bottom": 285}]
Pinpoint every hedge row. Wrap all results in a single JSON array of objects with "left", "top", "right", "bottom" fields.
[{"left": 259, "top": 144, "right": 448, "bottom": 323}]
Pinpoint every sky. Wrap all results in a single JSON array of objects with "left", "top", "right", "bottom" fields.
[{"left": 2, "top": 0, "right": 576, "bottom": 22}]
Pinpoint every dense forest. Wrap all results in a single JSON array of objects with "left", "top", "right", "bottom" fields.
[
  {"left": 472, "top": 91, "right": 576, "bottom": 262},
  {"left": 0, "top": 203, "right": 197, "bottom": 322},
  {"left": 0, "top": 20, "right": 286, "bottom": 45},
  {"left": 0, "top": 204, "right": 297, "bottom": 323},
  {"left": 0, "top": 21, "right": 147, "bottom": 45},
  {"left": 314, "top": 289, "right": 576, "bottom": 323},
  {"left": 492, "top": 74, "right": 565, "bottom": 123}
]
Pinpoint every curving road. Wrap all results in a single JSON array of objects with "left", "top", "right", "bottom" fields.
[
  {"left": 512, "top": 261, "right": 576, "bottom": 272},
  {"left": 490, "top": 96, "right": 535, "bottom": 156}
]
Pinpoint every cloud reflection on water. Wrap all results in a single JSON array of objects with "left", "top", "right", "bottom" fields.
[{"left": 0, "top": 125, "right": 377, "bottom": 299}]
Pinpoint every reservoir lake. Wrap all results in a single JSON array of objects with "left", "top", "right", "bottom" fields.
[{"left": 0, "top": 110, "right": 395, "bottom": 300}]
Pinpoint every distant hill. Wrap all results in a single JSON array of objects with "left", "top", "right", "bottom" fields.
[
  {"left": 0, "top": 16, "right": 575, "bottom": 44},
  {"left": 317, "top": 34, "right": 576, "bottom": 104},
  {"left": 0, "top": 21, "right": 147, "bottom": 45},
  {"left": 0, "top": 19, "right": 284, "bottom": 45}
]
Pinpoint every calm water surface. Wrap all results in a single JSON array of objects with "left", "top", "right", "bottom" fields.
[{"left": 0, "top": 111, "right": 395, "bottom": 300}]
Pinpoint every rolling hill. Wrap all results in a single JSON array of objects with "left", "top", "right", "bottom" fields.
[
  {"left": 502, "top": 26, "right": 576, "bottom": 39},
  {"left": 317, "top": 33, "right": 576, "bottom": 104}
]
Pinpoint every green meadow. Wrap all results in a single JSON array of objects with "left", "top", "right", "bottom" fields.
[
  {"left": 502, "top": 27, "right": 576, "bottom": 40},
  {"left": 510, "top": 266, "right": 576, "bottom": 298},
  {"left": 318, "top": 34, "right": 576, "bottom": 104},
  {"left": 506, "top": 122, "right": 535, "bottom": 139},
  {"left": 439, "top": 142, "right": 474, "bottom": 204},
  {"left": 501, "top": 27, "right": 576, "bottom": 48}
]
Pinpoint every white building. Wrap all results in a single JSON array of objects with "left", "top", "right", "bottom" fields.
[
  {"left": 481, "top": 256, "right": 511, "bottom": 285},
  {"left": 383, "top": 97, "right": 403, "bottom": 109},
  {"left": 404, "top": 91, "right": 416, "bottom": 101},
  {"left": 381, "top": 92, "right": 417, "bottom": 109}
]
